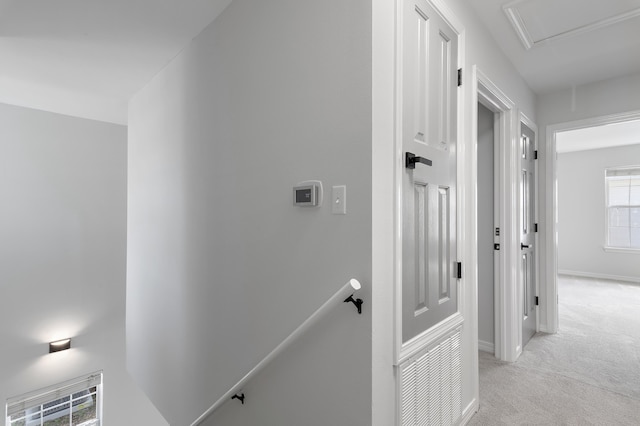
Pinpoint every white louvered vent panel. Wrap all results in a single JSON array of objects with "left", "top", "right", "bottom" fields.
[
  {"left": 400, "top": 327, "right": 462, "bottom": 426},
  {"left": 450, "top": 331, "right": 462, "bottom": 418},
  {"left": 415, "top": 350, "right": 430, "bottom": 425},
  {"left": 401, "top": 361, "right": 417, "bottom": 425}
]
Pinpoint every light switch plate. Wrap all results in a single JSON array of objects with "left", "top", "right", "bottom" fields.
[{"left": 332, "top": 185, "right": 346, "bottom": 215}]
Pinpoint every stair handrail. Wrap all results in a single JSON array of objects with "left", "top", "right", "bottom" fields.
[{"left": 190, "top": 278, "right": 362, "bottom": 425}]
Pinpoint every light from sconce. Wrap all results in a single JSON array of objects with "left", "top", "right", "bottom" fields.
[{"left": 49, "top": 338, "right": 71, "bottom": 353}]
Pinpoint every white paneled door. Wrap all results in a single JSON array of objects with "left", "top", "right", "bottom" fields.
[
  {"left": 520, "top": 123, "right": 537, "bottom": 347},
  {"left": 401, "top": 0, "right": 458, "bottom": 344}
]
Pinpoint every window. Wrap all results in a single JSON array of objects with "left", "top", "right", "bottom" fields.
[
  {"left": 605, "top": 166, "right": 640, "bottom": 250},
  {"left": 6, "top": 372, "right": 102, "bottom": 426}
]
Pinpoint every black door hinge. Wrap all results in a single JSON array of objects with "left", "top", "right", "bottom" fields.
[
  {"left": 534, "top": 150, "right": 538, "bottom": 160},
  {"left": 535, "top": 296, "right": 539, "bottom": 306},
  {"left": 456, "top": 262, "right": 462, "bottom": 279},
  {"left": 534, "top": 223, "right": 538, "bottom": 233},
  {"left": 494, "top": 243, "right": 500, "bottom": 250},
  {"left": 457, "top": 68, "right": 462, "bottom": 86}
]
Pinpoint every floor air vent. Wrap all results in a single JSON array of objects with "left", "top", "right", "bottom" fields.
[{"left": 400, "top": 327, "right": 462, "bottom": 425}]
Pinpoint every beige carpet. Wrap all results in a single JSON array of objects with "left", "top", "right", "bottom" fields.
[{"left": 469, "top": 275, "right": 640, "bottom": 425}]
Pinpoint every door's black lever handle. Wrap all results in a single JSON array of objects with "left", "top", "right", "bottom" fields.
[
  {"left": 406, "top": 152, "right": 432, "bottom": 169},
  {"left": 521, "top": 243, "right": 531, "bottom": 250}
]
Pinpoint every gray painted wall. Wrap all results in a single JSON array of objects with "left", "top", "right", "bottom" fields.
[
  {"left": 477, "top": 103, "right": 495, "bottom": 348},
  {"left": 558, "top": 145, "right": 640, "bottom": 281},
  {"left": 0, "top": 103, "right": 167, "bottom": 426},
  {"left": 126, "top": 0, "right": 372, "bottom": 424},
  {"left": 125, "top": 0, "right": 541, "bottom": 422}
]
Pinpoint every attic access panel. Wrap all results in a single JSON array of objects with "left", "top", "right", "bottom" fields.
[{"left": 503, "top": 0, "right": 640, "bottom": 49}]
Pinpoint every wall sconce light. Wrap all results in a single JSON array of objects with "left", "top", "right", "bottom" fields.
[{"left": 49, "top": 338, "right": 71, "bottom": 353}]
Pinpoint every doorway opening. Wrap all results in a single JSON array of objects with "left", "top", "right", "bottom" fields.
[
  {"left": 544, "top": 110, "right": 640, "bottom": 333},
  {"left": 473, "top": 67, "right": 521, "bottom": 362},
  {"left": 476, "top": 101, "right": 497, "bottom": 355}
]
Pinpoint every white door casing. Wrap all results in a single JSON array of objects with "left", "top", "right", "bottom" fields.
[{"left": 543, "top": 109, "right": 640, "bottom": 334}]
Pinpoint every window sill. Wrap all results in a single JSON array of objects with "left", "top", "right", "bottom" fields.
[{"left": 603, "top": 246, "right": 640, "bottom": 254}]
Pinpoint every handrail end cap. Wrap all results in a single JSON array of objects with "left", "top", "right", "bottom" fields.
[{"left": 349, "top": 279, "right": 361, "bottom": 291}]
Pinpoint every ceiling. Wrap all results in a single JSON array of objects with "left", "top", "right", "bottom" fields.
[
  {"left": 0, "top": 0, "right": 232, "bottom": 124},
  {"left": 1, "top": 0, "right": 640, "bottom": 124},
  {"left": 470, "top": 0, "right": 640, "bottom": 94},
  {"left": 556, "top": 119, "right": 640, "bottom": 153}
]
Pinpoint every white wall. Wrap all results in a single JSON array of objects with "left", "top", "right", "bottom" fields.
[
  {"left": 0, "top": 103, "right": 167, "bottom": 426},
  {"left": 558, "top": 145, "right": 640, "bottom": 282},
  {"left": 537, "top": 71, "right": 640, "bottom": 329},
  {"left": 126, "top": 0, "right": 372, "bottom": 424},
  {"left": 477, "top": 103, "right": 495, "bottom": 349}
]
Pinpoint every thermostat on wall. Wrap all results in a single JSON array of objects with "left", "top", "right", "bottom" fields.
[{"left": 293, "top": 180, "right": 323, "bottom": 207}]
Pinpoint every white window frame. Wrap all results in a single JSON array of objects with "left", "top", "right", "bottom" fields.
[
  {"left": 604, "top": 166, "right": 640, "bottom": 254},
  {"left": 6, "top": 372, "right": 103, "bottom": 426}
]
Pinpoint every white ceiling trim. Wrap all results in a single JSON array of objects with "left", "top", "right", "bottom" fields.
[
  {"left": 503, "top": 1, "right": 534, "bottom": 49},
  {"left": 503, "top": 0, "right": 640, "bottom": 50}
]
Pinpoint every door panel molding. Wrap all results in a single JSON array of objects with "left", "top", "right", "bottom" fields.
[{"left": 398, "top": 312, "right": 464, "bottom": 365}]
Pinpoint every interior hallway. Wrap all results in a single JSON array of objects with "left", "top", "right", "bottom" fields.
[{"left": 469, "top": 275, "right": 640, "bottom": 425}]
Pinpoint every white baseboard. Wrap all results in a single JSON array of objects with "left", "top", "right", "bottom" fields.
[
  {"left": 460, "top": 398, "right": 479, "bottom": 425},
  {"left": 558, "top": 270, "right": 640, "bottom": 284},
  {"left": 538, "top": 324, "right": 551, "bottom": 333},
  {"left": 478, "top": 340, "right": 494, "bottom": 354}
]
